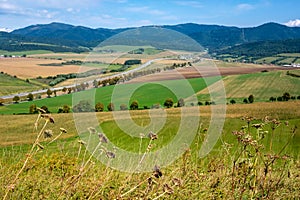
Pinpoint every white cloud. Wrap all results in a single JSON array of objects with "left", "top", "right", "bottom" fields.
[
  {"left": 236, "top": 3, "right": 254, "bottom": 11},
  {"left": 0, "top": 27, "right": 13, "bottom": 32},
  {"left": 285, "top": 19, "right": 300, "bottom": 27},
  {"left": 175, "top": 1, "right": 203, "bottom": 8}
]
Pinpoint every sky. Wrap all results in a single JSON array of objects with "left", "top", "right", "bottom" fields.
[{"left": 1, "top": 0, "right": 300, "bottom": 31}]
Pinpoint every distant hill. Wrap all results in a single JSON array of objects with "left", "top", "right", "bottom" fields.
[{"left": 1, "top": 22, "right": 300, "bottom": 53}]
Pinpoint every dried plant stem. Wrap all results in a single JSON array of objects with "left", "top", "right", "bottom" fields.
[
  {"left": 152, "top": 191, "right": 167, "bottom": 200},
  {"left": 120, "top": 178, "right": 148, "bottom": 198},
  {"left": 48, "top": 132, "right": 63, "bottom": 144},
  {"left": 3, "top": 119, "right": 49, "bottom": 200}
]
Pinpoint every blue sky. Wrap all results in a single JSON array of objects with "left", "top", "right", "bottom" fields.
[{"left": 0, "top": 0, "right": 300, "bottom": 31}]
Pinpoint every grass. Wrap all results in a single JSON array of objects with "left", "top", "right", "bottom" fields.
[
  {"left": 0, "top": 102, "right": 299, "bottom": 199},
  {"left": 0, "top": 76, "right": 218, "bottom": 114},
  {"left": 197, "top": 70, "right": 300, "bottom": 102},
  {"left": 0, "top": 50, "right": 53, "bottom": 56},
  {"left": 0, "top": 73, "right": 41, "bottom": 96}
]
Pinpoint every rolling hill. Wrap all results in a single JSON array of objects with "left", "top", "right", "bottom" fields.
[{"left": 1, "top": 22, "right": 300, "bottom": 53}]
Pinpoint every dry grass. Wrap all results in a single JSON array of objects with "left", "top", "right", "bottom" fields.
[
  {"left": 0, "top": 101, "right": 299, "bottom": 147},
  {"left": 0, "top": 58, "right": 94, "bottom": 78}
]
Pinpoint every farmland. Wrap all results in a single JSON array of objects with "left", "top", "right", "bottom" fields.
[
  {"left": 0, "top": 102, "right": 299, "bottom": 199},
  {"left": 1, "top": 48, "right": 300, "bottom": 199}
]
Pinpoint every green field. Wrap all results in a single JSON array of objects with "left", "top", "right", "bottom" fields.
[
  {"left": 0, "top": 102, "right": 299, "bottom": 199},
  {"left": 197, "top": 70, "right": 300, "bottom": 103},
  {"left": 0, "top": 76, "right": 219, "bottom": 114},
  {"left": 0, "top": 50, "right": 54, "bottom": 56},
  {"left": 0, "top": 73, "right": 41, "bottom": 96}
]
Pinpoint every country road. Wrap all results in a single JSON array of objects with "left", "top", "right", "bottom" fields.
[{"left": 0, "top": 58, "right": 164, "bottom": 100}]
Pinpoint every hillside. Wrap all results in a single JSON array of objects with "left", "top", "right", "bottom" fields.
[{"left": 1, "top": 22, "right": 300, "bottom": 53}]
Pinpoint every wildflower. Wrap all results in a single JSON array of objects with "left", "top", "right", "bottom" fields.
[
  {"left": 153, "top": 165, "right": 162, "bottom": 178},
  {"left": 148, "top": 131, "right": 158, "bottom": 140},
  {"left": 106, "top": 151, "right": 115, "bottom": 158},
  {"left": 44, "top": 129, "right": 53, "bottom": 138},
  {"left": 60, "top": 128, "right": 67, "bottom": 133},
  {"left": 88, "top": 127, "right": 97, "bottom": 134},
  {"left": 98, "top": 133, "right": 108, "bottom": 143}
]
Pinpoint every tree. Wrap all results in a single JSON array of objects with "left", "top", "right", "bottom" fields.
[
  {"left": 13, "top": 96, "right": 20, "bottom": 103},
  {"left": 107, "top": 102, "right": 114, "bottom": 111},
  {"left": 164, "top": 98, "right": 174, "bottom": 108},
  {"left": 29, "top": 104, "right": 38, "bottom": 114},
  {"left": 41, "top": 105, "right": 50, "bottom": 113},
  {"left": 95, "top": 102, "right": 104, "bottom": 112},
  {"left": 230, "top": 99, "right": 236, "bottom": 104},
  {"left": 93, "top": 80, "right": 98, "bottom": 88},
  {"left": 282, "top": 92, "right": 291, "bottom": 101},
  {"left": 277, "top": 96, "right": 283, "bottom": 101},
  {"left": 269, "top": 97, "right": 276, "bottom": 102},
  {"left": 248, "top": 95, "right": 254, "bottom": 103},
  {"left": 27, "top": 93, "right": 34, "bottom": 101},
  {"left": 62, "top": 105, "right": 70, "bottom": 113},
  {"left": 243, "top": 98, "right": 248, "bottom": 104},
  {"left": 120, "top": 104, "right": 128, "bottom": 110},
  {"left": 73, "top": 100, "right": 93, "bottom": 112},
  {"left": 62, "top": 87, "right": 67, "bottom": 93},
  {"left": 197, "top": 101, "right": 203, "bottom": 106},
  {"left": 46, "top": 89, "right": 52, "bottom": 98},
  {"left": 177, "top": 98, "right": 185, "bottom": 107},
  {"left": 130, "top": 100, "right": 139, "bottom": 110}
]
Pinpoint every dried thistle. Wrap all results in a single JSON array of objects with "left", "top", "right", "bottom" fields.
[
  {"left": 41, "top": 114, "right": 54, "bottom": 123},
  {"left": 60, "top": 128, "right": 67, "bottom": 133},
  {"left": 37, "top": 143, "right": 44, "bottom": 150},
  {"left": 98, "top": 133, "right": 108, "bottom": 143},
  {"left": 148, "top": 131, "right": 158, "bottom": 140},
  {"left": 88, "top": 127, "right": 97, "bottom": 134},
  {"left": 153, "top": 165, "right": 162, "bottom": 178},
  {"left": 78, "top": 140, "right": 86, "bottom": 145},
  {"left": 163, "top": 183, "right": 174, "bottom": 194},
  {"left": 37, "top": 107, "right": 46, "bottom": 114},
  {"left": 44, "top": 129, "right": 53, "bottom": 138},
  {"left": 106, "top": 151, "right": 116, "bottom": 158}
]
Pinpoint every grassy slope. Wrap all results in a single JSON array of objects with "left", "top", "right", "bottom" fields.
[
  {"left": 0, "top": 73, "right": 41, "bottom": 96},
  {"left": 197, "top": 70, "right": 300, "bottom": 102},
  {"left": 0, "top": 77, "right": 218, "bottom": 114}
]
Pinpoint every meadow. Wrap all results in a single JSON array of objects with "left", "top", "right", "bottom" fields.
[{"left": 0, "top": 102, "right": 299, "bottom": 199}]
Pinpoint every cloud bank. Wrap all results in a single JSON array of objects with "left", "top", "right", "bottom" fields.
[{"left": 285, "top": 19, "right": 300, "bottom": 27}]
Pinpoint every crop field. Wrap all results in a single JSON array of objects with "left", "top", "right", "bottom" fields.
[
  {"left": 197, "top": 70, "right": 300, "bottom": 102},
  {"left": 0, "top": 76, "right": 219, "bottom": 114},
  {"left": 0, "top": 73, "right": 41, "bottom": 96},
  {"left": 0, "top": 57, "right": 94, "bottom": 79}
]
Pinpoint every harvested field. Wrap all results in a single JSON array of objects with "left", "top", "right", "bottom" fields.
[{"left": 0, "top": 57, "right": 94, "bottom": 78}]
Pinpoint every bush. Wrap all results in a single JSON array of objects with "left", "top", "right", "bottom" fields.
[
  {"left": 130, "top": 101, "right": 139, "bottom": 110},
  {"left": 95, "top": 102, "right": 104, "bottom": 112},
  {"left": 248, "top": 94, "right": 254, "bottom": 103},
  {"left": 177, "top": 98, "right": 185, "bottom": 107},
  {"left": 164, "top": 98, "right": 174, "bottom": 108},
  {"left": 107, "top": 103, "right": 114, "bottom": 111},
  {"left": 29, "top": 104, "right": 38, "bottom": 114},
  {"left": 120, "top": 104, "right": 128, "bottom": 110},
  {"left": 230, "top": 99, "right": 236, "bottom": 104},
  {"left": 27, "top": 93, "right": 34, "bottom": 101},
  {"left": 13, "top": 96, "right": 20, "bottom": 103},
  {"left": 73, "top": 100, "right": 93, "bottom": 112}
]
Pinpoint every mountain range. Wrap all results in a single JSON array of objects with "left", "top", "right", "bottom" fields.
[{"left": 1, "top": 22, "right": 300, "bottom": 54}]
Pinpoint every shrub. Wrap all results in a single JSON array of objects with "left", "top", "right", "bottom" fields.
[
  {"left": 120, "top": 104, "right": 128, "bottom": 110},
  {"left": 95, "top": 102, "right": 104, "bottom": 112},
  {"left": 248, "top": 94, "right": 254, "bottom": 103},
  {"left": 29, "top": 104, "right": 38, "bottom": 114},
  {"left": 73, "top": 100, "right": 93, "bottom": 112},
  {"left": 164, "top": 98, "right": 174, "bottom": 108},
  {"left": 13, "top": 96, "right": 20, "bottom": 103},
  {"left": 177, "top": 98, "right": 185, "bottom": 107},
  {"left": 107, "top": 102, "right": 114, "bottom": 111},
  {"left": 27, "top": 93, "right": 34, "bottom": 101},
  {"left": 130, "top": 100, "right": 139, "bottom": 110},
  {"left": 230, "top": 99, "right": 236, "bottom": 104}
]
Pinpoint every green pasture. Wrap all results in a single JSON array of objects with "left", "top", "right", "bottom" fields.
[{"left": 0, "top": 50, "right": 53, "bottom": 56}]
